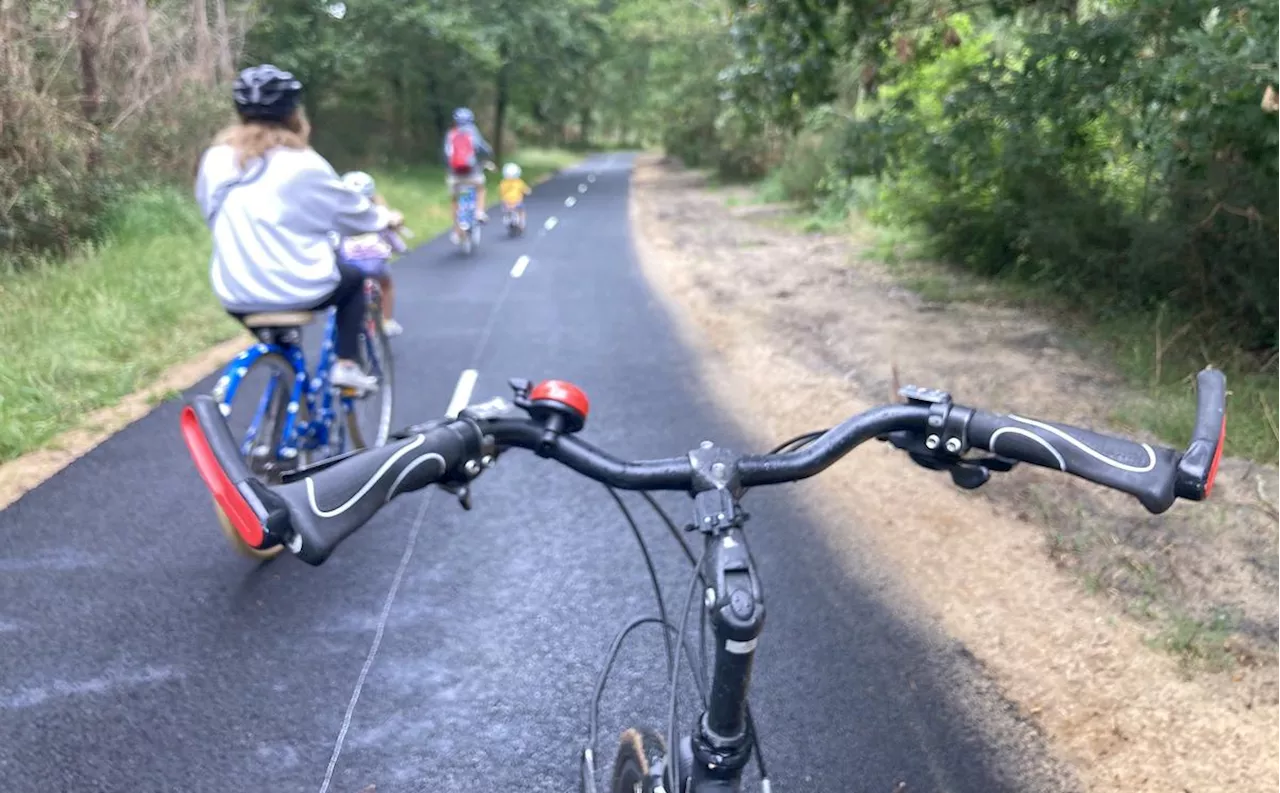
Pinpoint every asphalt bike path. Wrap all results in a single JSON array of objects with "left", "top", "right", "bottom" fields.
[{"left": 0, "top": 154, "right": 1052, "bottom": 792}]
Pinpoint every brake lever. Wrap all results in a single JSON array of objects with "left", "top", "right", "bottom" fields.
[
  {"left": 881, "top": 430, "right": 1018, "bottom": 491},
  {"left": 278, "top": 447, "right": 364, "bottom": 483},
  {"left": 391, "top": 410, "right": 504, "bottom": 511},
  {"left": 389, "top": 417, "right": 455, "bottom": 440}
]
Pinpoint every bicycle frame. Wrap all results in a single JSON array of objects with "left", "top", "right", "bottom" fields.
[
  {"left": 666, "top": 447, "right": 763, "bottom": 792},
  {"left": 214, "top": 309, "right": 352, "bottom": 462},
  {"left": 457, "top": 186, "right": 477, "bottom": 233}
]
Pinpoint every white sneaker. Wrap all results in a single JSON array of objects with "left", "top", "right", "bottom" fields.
[
  {"left": 331, "top": 360, "right": 378, "bottom": 392},
  {"left": 450, "top": 231, "right": 461, "bottom": 245},
  {"left": 383, "top": 318, "right": 404, "bottom": 337},
  {"left": 477, "top": 211, "right": 489, "bottom": 224}
]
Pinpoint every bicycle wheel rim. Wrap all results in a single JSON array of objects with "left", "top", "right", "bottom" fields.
[
  {"left": 215, "top": 351, "right": 302, "bottom": 481},
  {"left": 347, "top": 299, "right": 394, "bottom": 449}
]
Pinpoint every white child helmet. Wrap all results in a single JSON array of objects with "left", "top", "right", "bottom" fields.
[
  {"left": 342, "top": 170, "right": 376, "bottom": 198},
  {"left": 502, "top": 162, "right": 522, "bottom": 179}
]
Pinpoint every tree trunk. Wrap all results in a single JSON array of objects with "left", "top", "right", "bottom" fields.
[
  {"left": 579, "top": 106, "right": 591, "bottom": 148},
  {"left": 127, "top": 0, "right": 152, "bottom": 101},
  {"left": 389, "top": 72, "right": 406, "bottom": 158},
  {"left": 0, "top": 0, "right": 30, "bottom": 88},
  {"left": 422, "top": 54, "right": 448, "bottom": 155},
  {"left": 493, "top": 42, "right": 510, "bottom": 165},
  {"left": 192, "top": 0, "right": 214, "bottom": 84},
  {"left": 0, "top": 0, "right": 27, "bottom": 141},
  {"left": 213, "top": 0, "right": 233, "bottom": 82},
  {"left": 75, "top": 0, "right": 103, "bottom": 168}
]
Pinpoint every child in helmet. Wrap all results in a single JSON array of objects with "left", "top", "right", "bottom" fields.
[
  {"left": 334, "top": 171, "right": 408, "bottom": 337},
  {"left": 499, "top": 162, "right": 532, "bottom": 230}
]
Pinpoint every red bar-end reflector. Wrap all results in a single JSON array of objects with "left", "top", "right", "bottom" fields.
[{"left": 180, "top": 405, "right": 266, "bottom": 548}]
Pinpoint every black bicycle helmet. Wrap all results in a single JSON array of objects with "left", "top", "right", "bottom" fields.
[{"left": 233, "top": 64, "right": 303, "bottom": 121}]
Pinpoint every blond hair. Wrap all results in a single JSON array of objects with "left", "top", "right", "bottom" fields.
[{"left": 212, "top": 108, "right": 311, "bottom": 169}]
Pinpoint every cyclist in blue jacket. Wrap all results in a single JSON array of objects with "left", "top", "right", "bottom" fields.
[{"left": 443, "top": 107, "right": 495, "bottom": 242}]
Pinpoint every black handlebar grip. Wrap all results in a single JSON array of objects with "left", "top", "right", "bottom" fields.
[
  {"left": 1174, "top": 368, "right": 1227, "bottom": 501},
  {"left": 967, "top": 411, "right": 1180, "bottom": 513},
  {"left": 276, "top": 421, "right": 483, "bottom": 566}
]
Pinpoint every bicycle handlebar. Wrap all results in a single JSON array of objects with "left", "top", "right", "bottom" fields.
[{"left": 180, "top": 368, "right": 1227, "bottom": 566}]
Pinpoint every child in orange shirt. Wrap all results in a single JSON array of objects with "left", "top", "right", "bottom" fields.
[{"left": 499, "top": 162, "right": 532, "bottom": 231}]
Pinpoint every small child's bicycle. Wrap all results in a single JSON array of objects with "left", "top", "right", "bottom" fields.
[
  {"left": 503, "top": 201, "right": 526, "bottom": 237},
  {"left": 208, "top": 260, "right": 402, "bottom": 559}
]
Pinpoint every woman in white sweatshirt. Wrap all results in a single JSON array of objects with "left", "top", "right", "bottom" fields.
[{"left": 194, "top": 64, "right": 403, "bottom": 392}]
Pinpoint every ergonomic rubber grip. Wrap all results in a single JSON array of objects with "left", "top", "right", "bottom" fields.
[
  {"left": 275, "top": 422, "right": 483, "bottom": 565},
  {"left": 967, "top": 411, "right": 1181, "bottom": 513},
  {"left": 1174, "top": 368, "right": 1228, "bottom": 501}
]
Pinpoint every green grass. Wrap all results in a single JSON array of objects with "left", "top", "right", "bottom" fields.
[
  {"left": 0, "top": 147, "right": 580, "bottom": 464},
  {"left": 0, "top": 191, "right": 242, "bottom": 462},
  {"left": 1097, "top": 311, "right": 1277, "bottom": 464},
  {"left": 845, "top": 215, "right": 1278, "bottom": 464},
  {"left": 1146, "top": 610, "right": 1240, "bottom": 673}
]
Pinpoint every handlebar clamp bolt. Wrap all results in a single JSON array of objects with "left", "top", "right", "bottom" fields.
[
  {"left": 925, "top": 434, "right": 940, "bottom": 450},
  {"left": 945, "top": 437, "right": 962, "bottom": 454},
  {"left": 463, "top": 459, "right": 481, "bottom": 477}
]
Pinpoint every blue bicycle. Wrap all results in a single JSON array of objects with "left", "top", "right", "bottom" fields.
[{"left": 209, "top": 278, "right": 395, "bottom": 559}]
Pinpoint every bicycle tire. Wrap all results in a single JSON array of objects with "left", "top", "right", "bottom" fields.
[
  {"left": 211, "top": 351, "right": 304, "bottom": 559},
  {"left": 610, "top": 728, "right": 668, "bottom": 793},
  {"left": 344, "top": 293, "right": 394, "bottom": 450}
]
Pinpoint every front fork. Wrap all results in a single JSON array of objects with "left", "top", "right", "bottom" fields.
[{"left": 681, "top": 525, "right": 764, "bottom": 791}]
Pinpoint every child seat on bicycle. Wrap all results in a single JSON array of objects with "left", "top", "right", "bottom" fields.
[{"left": 335, "top": 171, "right": 409, "bottom": 337}]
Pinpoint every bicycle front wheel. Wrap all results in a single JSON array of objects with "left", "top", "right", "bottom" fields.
[
  {"left": 610, "top": 728, "right": 668, "bottom": 793},
  {"left": 345, "top": 287, "right": 394, "bottom": 450}
]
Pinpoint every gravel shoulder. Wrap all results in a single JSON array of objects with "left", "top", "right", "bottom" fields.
[{"left": 629, "top": 155, "right": 1278, "bottom": 793}]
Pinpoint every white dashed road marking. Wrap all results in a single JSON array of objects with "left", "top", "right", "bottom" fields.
[
  {"left": 321, "top": 162, "right": 624, "bottom": 784},
  {"left": 444, "top": 369, "right": 479, "bottom": 418}
]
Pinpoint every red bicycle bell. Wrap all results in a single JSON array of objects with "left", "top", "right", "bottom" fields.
[{"left": 528, "top": 379, "right": 590, "bottom": 434}]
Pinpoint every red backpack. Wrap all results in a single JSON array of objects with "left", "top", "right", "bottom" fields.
[{"left": 447, "top": 127, "right": 476, "bottom": 174}]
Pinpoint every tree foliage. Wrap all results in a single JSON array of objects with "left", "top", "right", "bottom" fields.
[
  {"left": 628, "top": 0, "right": 1279, "bottom": 354},
  {"left": 2, "top": 0, "right": 614, "bottom": 261}
]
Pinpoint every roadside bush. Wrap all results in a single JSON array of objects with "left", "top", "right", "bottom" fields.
[
  {"left": 1, "top": 86, "right": 230, "bottom": 266},
  {"left": 0, "top": 94, "right": 120, "bottom": 261},
  {"left": 816, "top": 5, "right": 1278, "bottom": 353}
]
